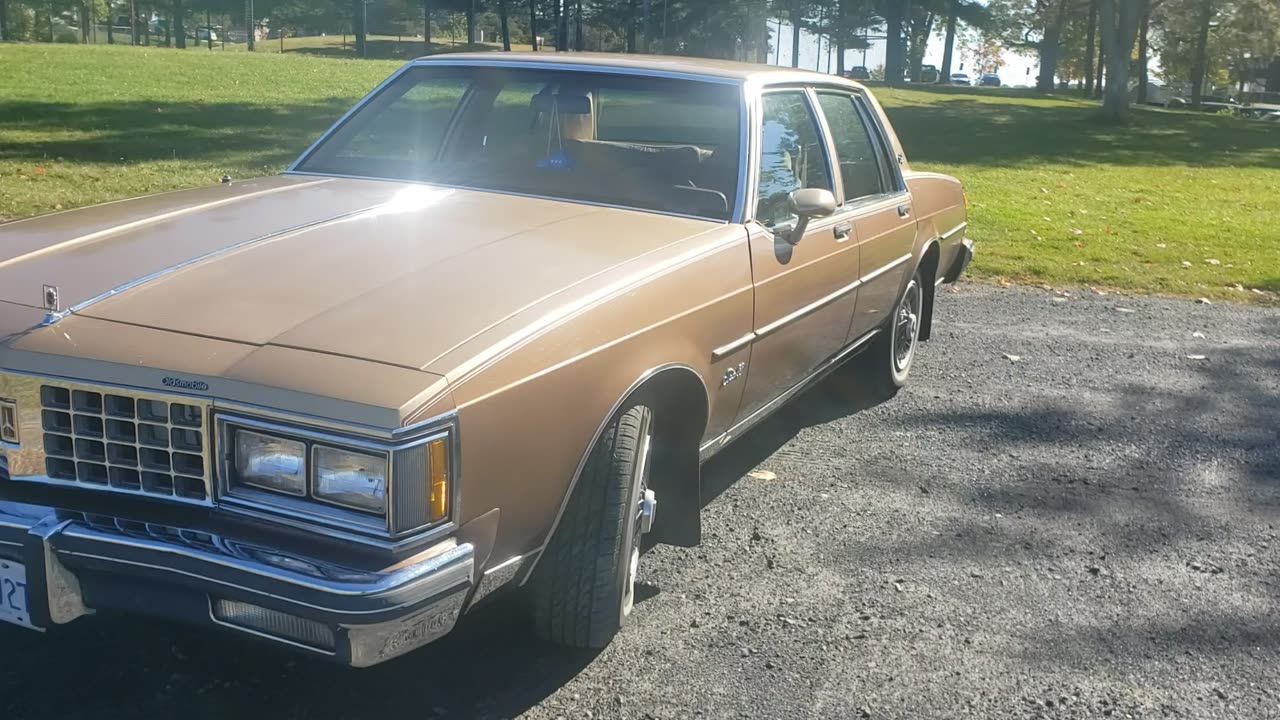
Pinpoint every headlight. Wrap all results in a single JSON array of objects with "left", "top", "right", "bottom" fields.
[
  {"left": 233, "top": 429, "right": 306, "bottom": 496},
  {"left": 218, "top": 415, "right": 455, "bottom": 540},
  {"left": 314, "top": 445, "right": 387, "bottom": 514}
]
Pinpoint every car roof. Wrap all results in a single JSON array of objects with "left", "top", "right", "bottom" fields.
[{"left": 412, "top": 51, "right": 865, "bottom": 87}]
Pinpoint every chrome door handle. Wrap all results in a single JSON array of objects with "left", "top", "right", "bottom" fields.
[
  {"left": 897, "top": 204, "right": 911, "bottom": 218},
  {"left": 833, "top": 222, "right": 852, "bottom": 240}
]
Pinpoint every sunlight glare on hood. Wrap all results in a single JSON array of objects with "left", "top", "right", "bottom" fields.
[{"left": 356, "top": 185, "right": 454, "bottom": 221}]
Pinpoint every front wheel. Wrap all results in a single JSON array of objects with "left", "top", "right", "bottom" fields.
[
  {"left": 527, "top": 403, "right": 656, "bottom": 648},
  {"left": 864, "top": 269, "right": 924, "bottom": 392}
]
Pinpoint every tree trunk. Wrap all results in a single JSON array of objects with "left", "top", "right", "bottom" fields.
[
  {"left": 0, "top": 0, "right": 8, "bottom": 42},
  {"left": 528, "top": 0, "right": 537, "bottom": 50},
  {"left": 352, "top": 0, "right": 365, "bottom": 57},
  {"left": 129, "top": 0, "right": 136, "bottom": 45},
  {"left": 164, "top": 11, "right": 171, "bottom": 45},
  {"left": 1084, "top": 0, "right": 1097, "bottom": 95},
  {"left": 206, "top": 10, "right": 211, "bottom": 48},
  {"left": 626, "top": 0, "right": 636, "bottom": 52},
  {"left": 1094, "top": 44, "right": 1104, "bottom": 97},
  {"left": 1189, "top": 0, "right": 1212, "bottom": 108},
  {"left": 497, "top": 0, "right": 510, "bottom": 49},
  {"left": 885, "top": 0, "right": 905, "bottom": 85},
  {"left": 1136, "top": 0, "right": 1150, "bottom": 102},
  {"left": 1035, "top": 0, "right": 1067, "bottom": 91},
  {"left": 173, "top": 0, "right": 184, "bottom": 48},
  {"left": 423, "top": 0, "right": 431, "bottom": 52},
  {"left": 108, "top": 12, "right": 115, "bottom": 43},
  {"left": 907, "top": 12, "right": 933, "bottom": 81},
  {"left": 558, "top": 0, "right": 568, "bottom": 51},
  {"left": 791, "top": 0, "right": 801, "bottom": 67},
  {"left": 1098, "top": 0, "right": 1140, "bottom": 120},
  {"left": 466, "top": 0, "right": 476, "bottom": 44},
  {"left": 81, "top": 2, "right": 90, "bottom": 43},
  {"left": 939, "top": 0, "right": 957, "bottom": 81},
  {"left": 575, "top": 0, "right": 582, "bottom": 50},
  {"left": 246, "top": 0, "right": 255, "bottom": 51}
]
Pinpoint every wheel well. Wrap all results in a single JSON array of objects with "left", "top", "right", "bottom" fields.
[
  {"left": 630, "top": 367, "right": 707, "bottom": 548},
  {"left": 917, "top": 241, "right": 941, "bottom": 342}
]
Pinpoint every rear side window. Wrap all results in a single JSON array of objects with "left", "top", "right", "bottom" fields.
[
  {"left": 815, "top": 92, "right": 885, "bottom": 203},
  {"left": 755, "top": 91, "right": 834, "bottom": 227}
]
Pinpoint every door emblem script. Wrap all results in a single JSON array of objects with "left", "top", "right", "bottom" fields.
[{"left": 721, "top": 362, "right": 746, "bottom": 387}]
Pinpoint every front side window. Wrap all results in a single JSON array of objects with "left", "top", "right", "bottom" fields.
[
  {"left": 815, "top": 92, "right": 886, "bottom": 203},
  {"left": 755, "top": 91, "right": 833, "bottom": 228},
  {"left": 296, "top": 66, "right": 743, "bottom": 221}
]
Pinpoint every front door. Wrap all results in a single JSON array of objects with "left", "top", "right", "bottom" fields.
[{"left": 733, "top": 89, "right": 861, "bottom": 423}]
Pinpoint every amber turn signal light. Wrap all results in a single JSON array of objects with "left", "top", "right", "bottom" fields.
[{"left": 428, "top": 437, "right": 449, "bottom": 522}]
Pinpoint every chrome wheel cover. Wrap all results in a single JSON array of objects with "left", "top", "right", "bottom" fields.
[
  {"left": 622, "top": 426, "right": 654, "bottom": 619},
  {"left": 893, "top": 277, "right": 922, "bottom": 374}
]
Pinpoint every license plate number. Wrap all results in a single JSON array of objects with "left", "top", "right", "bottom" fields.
[{"left": 0, "top": 560, "right": 36, "bottom": 630}]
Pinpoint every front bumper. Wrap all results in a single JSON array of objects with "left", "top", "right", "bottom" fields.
[{"left": 0, "top": 501, "right": 474, "bottom": 667}]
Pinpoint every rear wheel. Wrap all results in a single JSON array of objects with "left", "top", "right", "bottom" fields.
[
  {"left": 528, "top": 403, "right": 656, "bottom": 648},
  {"left": 864, "top": 269, "right": 924, "bottom": 393}
]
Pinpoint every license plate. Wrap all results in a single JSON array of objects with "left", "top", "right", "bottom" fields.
[{"left": 0, "top": 559, "right": 36, "bottom": 630}]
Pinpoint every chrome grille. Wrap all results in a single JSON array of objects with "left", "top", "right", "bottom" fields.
[{"left": 39, "top": 385, "right": 210, "bottom": 503}]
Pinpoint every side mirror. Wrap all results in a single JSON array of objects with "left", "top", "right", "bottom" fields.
[{"left": 785, "top": 188, "right": 837, "bottom": 245}]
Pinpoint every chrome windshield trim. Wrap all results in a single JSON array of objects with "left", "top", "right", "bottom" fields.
[
  {"left": 860, "top": 252, "right": 914, "bottom": 285},
  {"left": 941, "top": 221, "right": 968, "bottom": 240},
  {"left": 288, "top": 63, "right": 415, "bottom": 172},
  {"left": 408, "top": 56, "right": 743, "bottom": 85},
  {"left": 756, "top": 276, "right": 863, "bottom": 339},
  {"left": 282, "top": 171, "right": 729, "bottom": 225}
]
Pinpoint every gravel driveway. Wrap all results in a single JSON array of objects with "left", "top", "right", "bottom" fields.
[{"left": 2, "top": 285, "right": 1277, "bottom": 720}]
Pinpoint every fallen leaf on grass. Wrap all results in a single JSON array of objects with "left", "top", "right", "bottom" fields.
[
  {"left": 748, "top": 470, "right": 778, "bottom": 481},
  {"left": 1155, "top": 243, "right": 1167, "bottom": 248},
  {"left": 1196, "top": 297, "right": 1212, "bottom": 305},
  {"left": 1181, "top": 261, "right": 1192, "bottom": 268},
  {"left": 1070, "top": 228, "right": 1084, "bottom": 235},
  {"left": 1204, "top": 258, "right": 1221, "bottom": 266}
]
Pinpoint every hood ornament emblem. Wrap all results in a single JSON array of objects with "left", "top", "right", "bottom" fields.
[
  {"left": 42, "top": 285, "right": 60, "bottom": 313},
  {"left": 39, "top": 284, "right": 66, "bottom": 326}
]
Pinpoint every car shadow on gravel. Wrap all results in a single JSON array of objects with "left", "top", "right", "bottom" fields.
[{"left": 701, "top": 361, "right": 897, "bottom": 506}]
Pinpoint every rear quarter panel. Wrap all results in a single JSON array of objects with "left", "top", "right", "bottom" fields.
[{"left": 905, "top": 172, "right": 967, "bottom": 275}]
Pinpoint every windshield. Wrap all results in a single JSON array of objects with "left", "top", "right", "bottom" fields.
[{"left": 295, "top": 65, "right": 743, "bottom": 221}]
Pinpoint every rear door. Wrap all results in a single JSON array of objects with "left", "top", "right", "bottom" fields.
[
  {"left": 812, "top": 89, "right": 916, "bottom": 343},
  {"left": 732, "top": 88, "right": 860, "bottom": 423}
]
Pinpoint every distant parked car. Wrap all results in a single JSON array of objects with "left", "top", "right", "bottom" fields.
[
  {"left": 920, "top": 65, "right": 939, "bottom": 84},
  {"left": 979, "top": 73, "right": 1001, "bottom": 87},
  {"left": 1241, "top": 91, "right": 1280, "bottom": 119},
  {"left": 845, "top": 66, "right": 871, "bottom": 81},
  {"left": 193, "top": 27, "right": 219, "bottom": 42},
  {"left": 1261, "top": 111, "right": 1280, "bottom": 122},
  {"left": 949, "top": 73, "right": 971, "bottom": 86},
  {"left": 1166, "top": 95, "right": 1242, "bottom": 114}
]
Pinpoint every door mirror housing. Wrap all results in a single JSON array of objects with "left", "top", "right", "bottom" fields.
[{"left": 784, "top": 188, "right": 837, "bottom": 245}]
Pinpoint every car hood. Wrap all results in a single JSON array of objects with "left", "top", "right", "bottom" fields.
[{"left": 0, "top": 174, "right": 720, "bottom": 372}]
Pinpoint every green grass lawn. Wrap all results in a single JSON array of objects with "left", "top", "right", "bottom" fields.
[{"left": 2, "top": 43, "right": 1277, "bottom": 301}]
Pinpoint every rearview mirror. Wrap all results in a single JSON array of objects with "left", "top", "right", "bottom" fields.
[{"left": 785, "top": 188, "right": 837, "bottom": 245}]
